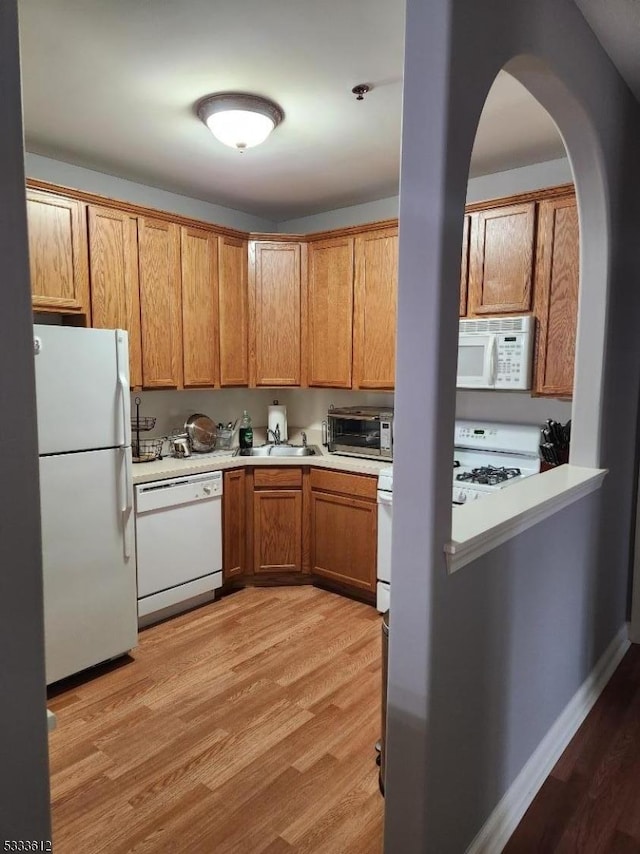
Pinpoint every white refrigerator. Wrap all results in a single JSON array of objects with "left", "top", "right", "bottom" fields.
[{"left": 33, "top": 325, "right": 137, "bottom": 685}]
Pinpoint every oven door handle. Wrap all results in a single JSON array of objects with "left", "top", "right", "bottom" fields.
[{"left": 483, "top": 335, "right": 498, "bottom": 387}]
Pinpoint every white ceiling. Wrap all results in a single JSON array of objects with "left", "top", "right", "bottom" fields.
[{"left": 18, "top": 0, "right": 567, "bottom": 221}]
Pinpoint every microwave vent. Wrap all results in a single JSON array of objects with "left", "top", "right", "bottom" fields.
[{"left": 459, "top": 315, "right": 532, "bottom": 334}]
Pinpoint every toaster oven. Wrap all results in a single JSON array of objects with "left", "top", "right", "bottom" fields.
[{"left": 326, "top": 406, "right": 394, "bottom": 460}]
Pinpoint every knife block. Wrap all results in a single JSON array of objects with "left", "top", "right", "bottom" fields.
[{"left": 540, "top": 446, "right": 570, "bottom": 472}]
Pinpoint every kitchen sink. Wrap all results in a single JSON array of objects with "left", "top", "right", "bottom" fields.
[{"left": 234, "top": 444, "right": 320, "bottom": 458}]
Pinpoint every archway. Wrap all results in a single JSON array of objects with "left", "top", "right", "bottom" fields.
[{"left": 383, "top": 0, "right": 640, "bottom": 849}]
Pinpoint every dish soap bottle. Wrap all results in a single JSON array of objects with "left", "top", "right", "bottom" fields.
[{"left": 239, "top": 410, "right": 253, "bottom": 449}]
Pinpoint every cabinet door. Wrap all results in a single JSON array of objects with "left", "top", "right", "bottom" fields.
[
  {"left": 250, "top": 242, "right": 302, "bottom": 386},
  {"left": 468, "top": 202, "right": 535, "bottom": 314},
  {"left": 353, "top": 227, "right": 398, "bottom": 389},
  {"left": 460, "top": 214, "right": 471, "bottom": 317},
  {"left": 181, "top": 226, "right": 219, "bottom": 388},
  {"left": 218, "top": 235, "right": 249, "bottom": 386},
  {"left": 311, "top": 491, "right": 377, "bottom": 593},
  {"left": 138, "top": 217, "right": 182, "bottom": 388},
  {"left": 534, "top": 195, "right": 579, "bottom": 397},
  {"left": 307, "top": 236, "right": 354, "bottom": 387},
  {"left": 253, "top": 489, "right": 302, "bottom": 573},
  {"left": 223, "top": 469, "right": 246, "bottom": 579},
  {"left": 88, "top": 206, "right": 142, "bottom": 387},
  {"left": 26, "top": 189, "right": 90, "bottom": 317}
]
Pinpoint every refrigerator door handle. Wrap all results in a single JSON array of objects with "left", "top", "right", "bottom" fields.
[
  {"left": 115, "top": 330, "right": 131, "bottom": 448},
  {"left": 121, "top": 447, "right": 133, "bottom": 561}
]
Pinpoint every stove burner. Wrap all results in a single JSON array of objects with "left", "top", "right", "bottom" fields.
[{"left": 456, "top": 465, "right": 521, "bottom": 486}]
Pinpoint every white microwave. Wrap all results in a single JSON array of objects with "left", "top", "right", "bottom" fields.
[{"left": 457, "top": 314, "right": 534, "bottom": 390}]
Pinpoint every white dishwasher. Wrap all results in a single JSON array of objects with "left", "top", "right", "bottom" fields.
[{"left": 135, "top": 471, "right": 223, "bottom": 624}]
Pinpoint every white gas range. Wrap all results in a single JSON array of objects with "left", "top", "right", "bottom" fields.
[
  {"left": 452, "top": 420, "right": 541, "bottom": 505},
  {"left": 375, "top": 420, "right": 541, "bottom": 611}
]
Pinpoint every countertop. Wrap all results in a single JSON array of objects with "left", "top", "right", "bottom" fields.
[{"left": 131, "top": 444, "right": 389, "bottom": 485}]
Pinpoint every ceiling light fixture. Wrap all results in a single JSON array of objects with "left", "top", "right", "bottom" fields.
[{"left": 197, "top": 92, "right": 284, "bottom": 152}]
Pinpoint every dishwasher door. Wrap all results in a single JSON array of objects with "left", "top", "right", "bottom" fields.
[{"left": 135, "top": 471, "right": 223, "bottom": 620}]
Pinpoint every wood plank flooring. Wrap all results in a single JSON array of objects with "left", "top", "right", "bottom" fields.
[
  {"left": 505, "top": 644, "right": 640, "bottom": 853},
  {"left": 47, "top": 586, "right": 384, "bottom": 854}
]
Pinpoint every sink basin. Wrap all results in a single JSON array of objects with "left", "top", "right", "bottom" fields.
[
  {"left": 269, "top": 445, "right": 318, "bottom": 457},
  {"left": 235, "top": 444, "right": 319, "bottom": 458}
]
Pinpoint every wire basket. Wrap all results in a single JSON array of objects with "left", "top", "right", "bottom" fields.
[
  {"left": 132, "top": 436, "right": 164, "bottom": 463},
  {"left": 131, "top": 415, "right": 156, "bottom": 432},
  {"left": 215, "top": 427, "right": 236, "bottom": 450}
]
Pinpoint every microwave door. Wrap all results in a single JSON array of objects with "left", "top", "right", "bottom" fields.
[{"left": 457, "top": 333, "right": 497, "bottom": 388}]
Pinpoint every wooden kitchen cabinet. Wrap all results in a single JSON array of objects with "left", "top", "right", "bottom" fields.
[
  {"left": 223, "top": 469, "right": 246, "bottom": 580},
  {"left": 218, "top": 234, "right": 249, "bottom": 386},
  {"left": 138, "top": 217, "right": 183, "bottom": 388},
  {"left": 533, "top": 194, "right": 580, "bottom": 397},
  {"left": 353, "top": 226, "right": 398, "bottom": 389},
  {"left": 250, "top": 241, "right": 305, "bottom": 386},
  {"left": 468, "top": 202, "right": 536, "bottom": 315},
  {"left": 253, "top": 467, "right": 303, "bottom": 573},
  {"left": 88, "top": 205, "right": 143, "bottom": 387},
  {"left": 460, "top": 214, "right": 472, "bottom": 316},
  {"left": 310, "top": 469, "right": 377, "bottom": 595},
  {"left": 26, "top": 188, "right": 90, "bottom": 318},
  {"left": 181, "top": 226, "right": 219, "bottom": 388},
  {"left": 307, "top": 236, "right": 354, "bottom": 387}
]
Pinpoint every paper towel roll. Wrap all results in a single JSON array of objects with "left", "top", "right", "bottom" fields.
[{"left": 268, "top": 402, "right": 288, "bottom": 442}]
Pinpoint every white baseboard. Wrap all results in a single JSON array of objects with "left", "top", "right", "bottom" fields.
[{"left": 466, "top": 623, "right": 631, "bottom": 854}]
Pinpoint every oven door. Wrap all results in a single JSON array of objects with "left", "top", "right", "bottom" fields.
[
  {"left": 457, "top": 333, "right": 497, "bottom": 388},
  {"left": 328, "top": 414, "right": 383, "bottom": 457}
]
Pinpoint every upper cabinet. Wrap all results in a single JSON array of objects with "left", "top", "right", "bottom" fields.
[
  {"left": 27, "top": 189, "right": 90, "bottom": 319},
  {"left": 218, "top": 235, "right": 249, "bottom": 387},
  {"left": 87, "top": 206, "right": 142, "bottom": 387},
  {"left": 138, "top": 218, "right": 183, "bottom": 389},
  {"left": 25, "top": 180, "right": 579, "bottom": 399},
  {"left": 468, "top": 202, "right": 535, "bottom": 315},
  {"left": 250, "top": 241, "right": 305, "bottom": 387},
  {"left": 307, "top": 236, "right": 354, "bottom": 388},
  {"left": 353, "top": 226, "right": 398, "bottom": 390},
  {"left": 180, "top": 226, "right": 218, "bottom": 388},
  {"left": 460, "top": 215, "right": 471, "bottom": 317},
  {"left": 533, "top": 194, "right": 580, "bottom": 397}
]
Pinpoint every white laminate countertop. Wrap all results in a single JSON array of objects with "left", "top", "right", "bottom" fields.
[{"left": 131, "top": 445, "right": 389, "bottom": 485}]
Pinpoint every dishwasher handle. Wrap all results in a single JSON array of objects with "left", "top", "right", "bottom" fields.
[{"left": 135, "top": 472, "right": 223, "bottom": 514}]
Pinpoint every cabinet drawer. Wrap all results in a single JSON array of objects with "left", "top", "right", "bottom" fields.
[
  {"left": 253, "top": 467, "right": 303, "bottom": 489},
  {"left": 310, "top": 468, "right": 377, "bottom": 501}
]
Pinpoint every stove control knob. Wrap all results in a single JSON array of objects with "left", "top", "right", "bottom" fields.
[{"left": 458, "top": 490, "right": 467, "bottom": 503}]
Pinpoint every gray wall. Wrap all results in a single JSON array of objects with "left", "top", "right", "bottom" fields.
[
  {"left": 25, "top": 152, "right": 276, "bottom": 233},
  {"left": 278, "top": 157, "right": 573, "bottom": 232},
  {"left": 386, "top": 0, "right": 640, "bottom": 852},
  {"left": 0, "top": 2, "right": 51, "bottom": 840}
]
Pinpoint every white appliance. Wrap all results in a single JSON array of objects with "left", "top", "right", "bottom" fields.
[
  {"left": 377, "top": 466, "right": 393, "bottom": 613},
  {"left": 376, "top": 421, "right": 541, "bottom": 611},
  {"left": 34, "top": 325, "right": 137, "bottom": 685},
  {"left": 457, "top": 314, "right": 534, "bottom": 389},
  {"left": 135, "top": 471, "right": 223, "bottom": 624},
  {"left": 452, "top": 420, "right": 541, "bottom": 504}
]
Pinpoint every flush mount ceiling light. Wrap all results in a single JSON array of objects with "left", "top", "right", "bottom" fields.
[{"left": 197, "top": 93, "right": 284, "bottom": 151}]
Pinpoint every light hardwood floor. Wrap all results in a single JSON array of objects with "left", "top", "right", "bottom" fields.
[{"left": 47, "top": 586, "right": 384, "bottom": 853}]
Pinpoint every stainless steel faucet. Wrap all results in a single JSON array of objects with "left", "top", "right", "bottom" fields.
[
  {"left": 267, "top": 424, "right": 282, "bottom": 445},
  {"left": 301, "top": 431, "right": 307, "bottom": 447}
]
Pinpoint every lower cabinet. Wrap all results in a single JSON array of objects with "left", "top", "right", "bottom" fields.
[
  {"left": 252, "top": 468, "right": 303, "bottom": 574},
  {"left": 221, "top": 465, "right": 378, "bottom": 599},
  {"left": 310, "top": 469, "right": 377, "bottom": 595},
  {"left": 223, "top": 469, "right": 246, "bottom": 580}
]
